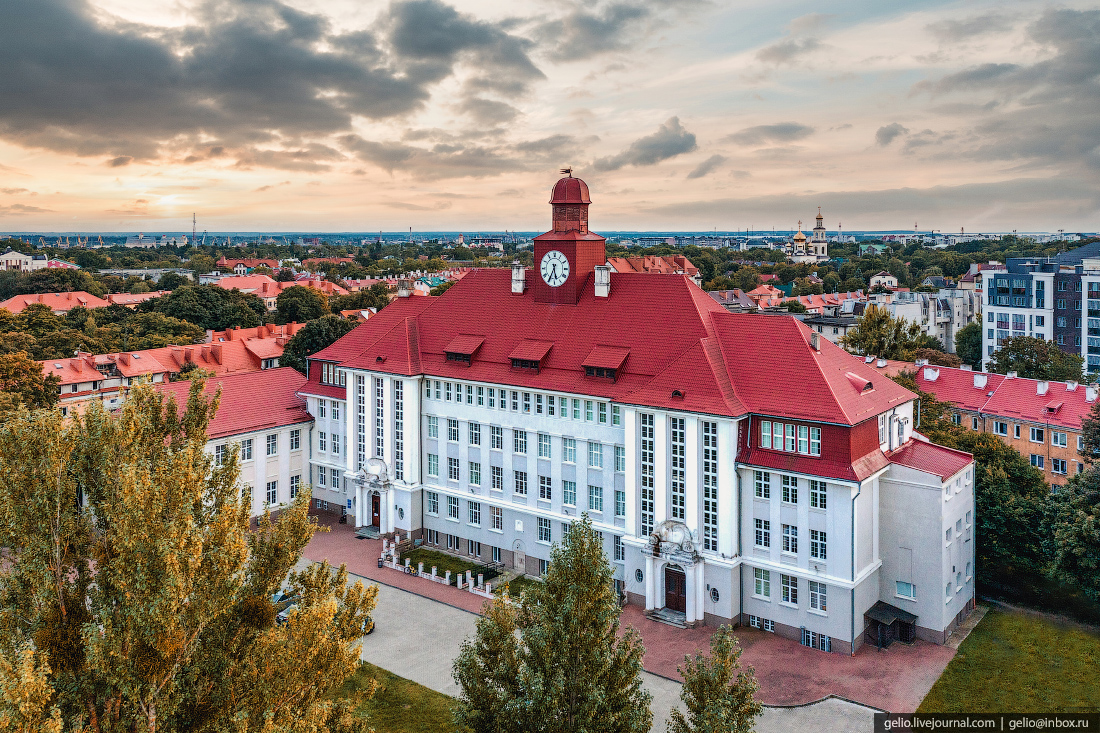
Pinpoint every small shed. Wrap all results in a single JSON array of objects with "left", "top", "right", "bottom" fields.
[{"left": 864, "top": 601, "right": 918, "bottom": 650}]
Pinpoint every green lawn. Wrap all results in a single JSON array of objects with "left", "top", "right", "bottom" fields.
[
  {"left": 502, "top": 574, "right": 543, "bottom": 599},
  {"left": 400, "top": 548, "right": 498, "bottom": 585},
  {"left": 340, "top": 661, "right": 457, "bottom": 733},
  {"left": 919, "top": 608, "right": 1100, "bottom": 713}
]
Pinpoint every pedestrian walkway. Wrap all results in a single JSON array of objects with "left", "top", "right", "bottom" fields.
[{"left": 304, "top": 517, "right": 951, "bottom": 713}]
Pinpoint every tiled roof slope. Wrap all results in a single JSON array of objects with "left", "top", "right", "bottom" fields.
[
  {"left": 155, "top": 367, "right": 311, "bottom": 439},
  {"left": 912, "top": 366, "right": 1005, "bottom": 413},
  {"left": 888, "top": 437, "right": 973, "bottom": 481},
  {"left": 977, "top": 374, "right": 1093, "bottom": 431},
  {"left": 1, "top": 291, "right": 111, "bottom": 313},
  {"left": 313, "top": 271, "right": 917, "bottom": 425}
]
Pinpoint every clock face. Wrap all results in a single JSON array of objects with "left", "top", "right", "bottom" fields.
[{"left": 540, "top": 250, "right": 570, "bottom": 287}]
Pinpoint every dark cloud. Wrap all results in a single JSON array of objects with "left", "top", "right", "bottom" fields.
[
  {"left": 724, "top": 122, "right": 814, "bottom": 145},
  {"left": 0, "top": 0, "right": 542, "bottom": 169},
  {"left": 686, "top": 154, "right": 726, "bottom": 179},
  {"left": 457, "top": 98, "right": 521, "bottom": 125},
  {"left": 926, "top": 13, "right": 1017, "bottom": 42},
  {"left": 106, "top": 156, "right": 132, "bottom": 167},
  {"left": 535, "top": 3, "right": 649, "bottom": 62},
  {"left": 875, "top": 123, "right": 909, "bottom": 146},
  {"left": 593, "top": 117, "right": 697, "bottom": 171}
]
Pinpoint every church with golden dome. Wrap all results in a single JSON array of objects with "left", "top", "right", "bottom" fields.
[{"left": 789, "top": 208, "right": 829, "bottom": 263}]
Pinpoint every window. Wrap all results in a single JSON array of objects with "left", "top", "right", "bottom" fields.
[
  {"left": 332, "top": 434, "right": 340, "bottom": 456},
  {"left": 214, "top": 444, "right": 226, "bottom": 466},
  {"left": 539, "top": 475, "right": 552, "bottom": 501},
  {"left": 588, "top": 441, "right": 604, "bottom": 468},
  {"left": 514, "top": 471, "right": 527, "bottom": 495},
  {"left": 539, "top": 558, "right": 550, "bottom": 576},
  {"left": 563, "top": 480, "right": 577, "bottom": 506},
  {"left": 290, "top": 474, "right": 300, "bottom": 499},
  {"left": 896, "top": 581, "right": 915, "bottom": 599},
  {"left": 993, "top": 421, "right": 1008, "bottom": 436},
  {"left": 331, "top": 468, "right": 340, "bottom": 490},
  {"left": 491, "top": 466, "right": 503, "bottom": 491},
  {"left": 588, "top": 485, "right": 603, "bottom": 512},
  {"left": 560, "top": 396, "right": 568, "bottom": 417},
  {"left": 966, "top": 562, "right": 972, "bottom": 580},
  {"left": 782, "top": 524, "right": 798, "bottom": 554},
  {"left": 878, "top": 414, "right": 887, "bottom": 443},
  {"left": 754, "top": 519, "right": 770, "bottom": 548},
  {"left": 782, "top": 475, "right": 798, "bottom": 504},
  {"left": 464, "top": 463, "right": 479, "bottom": 487},
  {"left": 702, "top": 421, "right": 718, "bottom": 552},
  {"left": 809, "top": 427, "right": 821, "bottom": 456},
  {"left": 332, "top": 401, "right": 340, "bottom": 420},
  {"left": 563, "top": 438, "right": 577, "bottom": 463},
  {"left": 946, "top": 583, "right": 952, "bottom": 602},
  {"left": 318, "top": 400, "right": 326, "bottom": 418},
  {"left": 447, "top": 418, "right": 459, "bottom": 442},
  {"left": 809, "top": 480, "right": 826, "bottom": 509},
  {"left": 615, "top": 489, "right": 626, "bottom": 517},
  {"left": 1052, "top": 431, "right": 1067, "bottom": 447},
  {"left": 427, "top": 491, "right": 439, "bottom": 514},
  {"left": 640, "top": 413, "right": 655, "bottom": 537},
  {"left": 810, "top": 529, "right": 827, "bottom": 559},
  {"left": 466, "top": 384, "right": 473, "bottom": 405},
  {"left": 445, "top": 382, "right": 452, "bottom": 401},
  {"left": 477, "top": 386, "right": 484, "bottom": 406},
  {"left": 514, "top": 430, "right": 527, "bottom": 454},
  {"left": 491, "top": 426, "right": 503, "bottom": 450},
  {"left": 469, "top": 422, "right": 481, "bottom": 445},
  {"left": 614, "top": 446, "right": 626, "bottom": 473},
  {"left": 599, "top": 402, "right": 608, "bottom": 424},
  {"left": 538, "top": 517, "right": 551, "bottom": 543},
  {"left": 612, "top": 405, "right": 621, "bottom": 426},
  {"left": 585, "top": 400, "right": 594, "bottom": 421},
  {"left": 781, "top": 574, "right": 798, "bottom": 605},
  {"left": 785, "top": 424, "right": 796, "bottom": 452},
  {"left": 316, "top": 466, "right": 326, "bottom": 486},
  {"left": 798, "top": 425, "right": 809, "bottom": 454},
  {"left": 1030, "top": 454, "right": 1045, "bottom": 469},
  {"left": 669, "top": 417, "right": 685, "bottom": 519},
  {"left": 808, "top": 581, "right": 827, "bottom": 612},
  {"left": 487, "top": 387, "right": 495, "bottom": 408},
  {"left": 946, "top": 527, "right": 953, "bottom": 544},
  {"left": 614, "top": 535, "right": 624, "bottom": 561},
  {"left": 952, "top": 414, "right": 962, "bottom": 426},
  {"left": 469, "top": 501, "right": 481, "bottom": 525},
  {"left": 538, "top": 433, "right": 551, "bottom": 458},
  {"left": 1014, "top": 424, "right": 1021, "bottom": 439},
  {"left": 802, "top": 631, "right": 831, "bottom": 652},
  {"left": 468, "top": 539, "right": 481, "bottom": 556},
  {"left": 754, "top": 568, "right": 771, "bottom": 597},
  {"left": 1030, "top": 427, "right": 1045, "bottom": 443},
  {"left": 447, "top": 496, "right": 459, "bottom": 519},
  {"left": 972, "top": 417, "right": 980, "bottom": 430},
  {"left": 491, "top": 506, "right": 503, "bottom": 530},
  {"left": 761, "top": 421, "right": 772, "bottom": 449},
  {"left": 572, "top": 399, "right": 581, "bottom": 419},
  {"left": 754, "top": 471, "right": 771, "bottom": 499},
  {"left": 241, "top": 439, "right": 252, "bottom": 461},
  {"left": 266, "top": 480, "right": 277, "bottom": 505},
  {"left": 427, "top": 454, "right": 439, "bottom": 477},
  {"left": 523, "top": 392, "right": 531, "bottom": 413},
  {"left": 427, "top": 416, "right": 438, "bottom": 439},
  {"left": 448, "top": 457, "right": 460, "bottom": 481},
  {"left": 1052, "top": 458, "right": 1067, "bottom": 475},
  {"left": 512, "top": 391, "right": 519, "bottom": 411}
]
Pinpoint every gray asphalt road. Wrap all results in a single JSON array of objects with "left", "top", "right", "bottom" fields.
[{"left": 350, "top": 569, "right": 877, "bottom": 733}]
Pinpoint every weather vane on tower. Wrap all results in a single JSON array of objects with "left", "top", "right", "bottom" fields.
[{"left": 560, "top": 167, "right": 573, "bottom": 177}]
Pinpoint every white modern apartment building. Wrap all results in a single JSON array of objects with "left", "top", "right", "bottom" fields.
[{"left": 297, "top": 175, "right": 976, "bottom": 653}]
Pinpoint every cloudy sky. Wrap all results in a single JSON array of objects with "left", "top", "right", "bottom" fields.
[{"left": 0, "top": 0, "right": 1098, "bottom": 233}]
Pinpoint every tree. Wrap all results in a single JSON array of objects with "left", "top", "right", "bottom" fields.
[
  {"left": 988, "top": 336, "right": 1088, "bottom": 383},
  {"left": 0, "top": 381, "right": 376, "bottom": 732},
  {"left": 1080, "top": 400, "right": 1100, "bottom": 464},
  {"left": 146, "top": 284, "right": 266, "bottom": 331},
  {"left": 0, "top": 351, "right": 60, "bottom": 411},
  {"left": 129, "top": 279, "right": 151, "bottom": 294},
  {"left": 276, "top": 285, "right": 330, "bottom": 324},
  {"left": 430, "top": 280, "right": 454, "bottom": 296},
  {"left": 840, "top": 305, "right": 922, "bottom": 360},
  {"left": 275, "top": 268, "right": 297, "bottom": 282},
  {"left": 330, "top": 284, "right": 390, "bottom": 314},
  {"left": 453, "top": 515, "right": 652, "bottom": 733},
  {"left": 785, "top": 301, "right": 807, "bottom": 314},
  {"left": 913, "top": 348, "right": 961, "bottom": 368},
  {"left": 157, "top": 272, "right": 190, "bottom": 291},
  {"left": 0, "top": 644, "right": 63, "bottom": 733},
  {"left": 187, "top": 253, "right": 215, "bottom": 274},
  {"left": 667, "top": 626, "right": 761, "bottom": 733},
  {"left": 1044, "top": 469, "right": 1100, "bottom": 601},
  {"left": 280, "top": 315, "right": 358, "bottom": 374},
  {"left": 955, "top": 322, "right": 983, "bottom": 368}
]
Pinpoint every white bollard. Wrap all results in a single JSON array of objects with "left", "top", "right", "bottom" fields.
[
  {"left": 466, "top": 570, "right": 472, "bottom": 588},
  {"left": 404, "top": 558, "right": 410, "bottom": 568},
  {"left": 445, "top": 571, "right": 451, "bottom": 585},
  {"left": 431, "top": 566, "right": 437, "bottom": 580},
  {"left": 478, "top": 573, "right": 484, "bottom": 588},
  {"left": 418, "top": 562, "right": 424, "bottom": 576}
]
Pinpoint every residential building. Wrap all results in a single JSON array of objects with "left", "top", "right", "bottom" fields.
[
  {"left": 298, "top": 173, "right": 974, "bottom": 653},
  {"left": 0, "top": 291, "right": 111, "bottom": 314},
  {"left": 214, "top": 257, "right": 280, "bottom": 274},
  {"left": 980, "top": 259, "right": 1058, "bottom": 371},
  {"left": 870, "top": 271, "right": 898, "bottom": 290},
  {"left": 707, "top": 289, "right": 757, "bottom": 313},
  {"left": 0, "top": 248, "right": 48, "bottom": 272},
  {"left": 214, "top": 274, "right": 349, "bottom": 310},
  {"left": 802, "top": 315, "right": 860, "bottom": 344},
  {"left": 157, "top": 368, "right": 312, "bottom": 517},
  {"left": 105, "top": 290, "right": 170, "bottom": 308},
  {"left": 884, "top": 290, "right": 978, "bottom": 354}
]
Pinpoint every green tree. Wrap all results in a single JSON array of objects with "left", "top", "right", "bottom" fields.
[
  {"left": 1043, "top": 469, "right": 1100, "bottom": 600},
  {"left": 453, "top": 515, "right": 652, "bottom": 733},
  {"left": 840, "top": 304, "right": 922, "bottom": 360},
  {"left": 156, "top": 272, "right": 190, "bottom": 291},
  {"left": 785, "top": 301, "right": 807, "bottom": 314},
  {"left": 1079, "top": 400, "right": 1100, "bottom": 464},
  {"left": 667, "top": 626, "right": 762, "bottom": 733},
  {"left": 0, "top": 381, "right": 375, "bottom": 732},
  {"left": 955, "top": 322, "right": 983, "bottom": 368},
  {"left": 913, "top": 347, "right": 961, "bottom": 368},
  {"left": 988, "top": 336, "right": 1088, "bottom": 382},
  {"left": 146, "top": 284, "right": 266, "bottom": 331},
  {"left": 276, "top": 285, "right": 330, "bottom": 325},
  {"left": 430, "top": 280, "right": 454, "bottom": 296},
  {"left": 280, "top": 315, "right": 358, "bottom": 374},
  {"left": 129, "top": 279, "right": 151, "bottom": 294},
  {"left": 0, "top": 644, "right": 63, "bottom": 733},
  {"left": 187, "top": 253, "right": 215, "bottom": 274},
  {"left": 330, "top": 283, "right": 390, "bottom": 314},
  {"left": 0, "top": 351, "right": 60, "bottom": 411}
]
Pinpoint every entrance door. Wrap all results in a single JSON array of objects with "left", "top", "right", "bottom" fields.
[
  {"left": 371, "top": 494, "right": 380, "bottom": 527},
  {"left": 664, "top": 566, "right": 687, "bottom": 612}
]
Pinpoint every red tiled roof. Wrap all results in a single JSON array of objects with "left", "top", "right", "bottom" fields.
[
  {"left": 912, "top": 366, "right": 1006, "bottom": 413},
  {"left": 738, "top": 444, "right": 890, "bottom": 483},
  {"left": 979, "top": 374, "right": 1095, "bottom": 431},
  {"left": 444, "top": 335, "right": 485, "bottom": 355},
  {"left": 106, "top": 291, "right": 170, "bottom": 306},
  {"left": 42, "top": 351, "right": 173, "bottom": 385},
  {"left": 155, "top": 367, "right": 311, "bottom": 439},
  {"left": 1, "top": 291, "right": 111, "bottom": 313},
  {"left": 888, "top": 437, "right": 973, "bottom": 481},
  {"left": 509, "top": 340, "right": 554, "bottom": 362},
  {"left": 582, "top": 345, "right": 630, "bottom": 371}
]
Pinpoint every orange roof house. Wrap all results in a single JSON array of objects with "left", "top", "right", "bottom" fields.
[{"left": 1, "top": 291, "right": 111, "bottom": 314}]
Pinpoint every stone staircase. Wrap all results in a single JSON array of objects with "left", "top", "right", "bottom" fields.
[
  {"left": 645, "top": 607, "right": 688, "bottom": 629},
  {"left": 355, "top": 526, "right": 380, "bottom": 540}
]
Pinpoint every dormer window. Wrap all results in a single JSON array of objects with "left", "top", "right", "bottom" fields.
[
  {"left": 508, "top": 340, "right": 553, "bottom": 373},
  {"left": 444, "top": 335, "right": 484, "bottom": 367},
  {"left": 511, "top": 358, "right": 541, "bottom": 372},
  {"left": 582, "top": 345, "right": 629, "bottom": 383},
  {"left": 584, "top": 366, "right": 616, "bottom": 380},
  {"left": 446, "top": 352, "right": 471, "bottom": 365},
  {"left": 760, "top": 420, "right": 821, "bottom": 456}
]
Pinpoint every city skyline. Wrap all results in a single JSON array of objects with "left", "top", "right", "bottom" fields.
[{"left": 0, "top": 0, "right": 1097, "bottom": 232}]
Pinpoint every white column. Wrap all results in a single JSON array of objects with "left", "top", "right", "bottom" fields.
[
  {"left": 685, "top": 563, "right": 696, "bottom": 624},
  {"left": 354, "top": 483, "right": 364, "bottom": 529},
  {"left": 382, "top": 376, "right": 394, "bottom": 470},
  {"left": 717, "top": 420, "right": 736, "bottom": 557},
  {"left": 644, "top": 554, "right": 656, "bottom": 610},
  {"left": 405, "top": 378, "right": 421, "bottom": 484},
  {"left": 346, "top": 378, "right": 355, "bottom": 473},
  {"left": 695, "top": 562, "right": 706, "bottom": 622},
  {"left": 623, "top": 408, "right": 638, "bottom": 537},
  {"left": 654, "top": 414, "right": 668, "bottom": 523},
  {"left": 381, "top": 487, "right": 392, "bottom": 535},
  {"left": 684, "top": 416, "right": 699, "bottom": 533}
]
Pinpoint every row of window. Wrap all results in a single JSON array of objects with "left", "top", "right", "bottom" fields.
[
  {"left": 425, "top": 380, "right": 622, "bottom": 425},
  {"left": 214, "top": 429, "right": 302, "bottom": 464},
  {"left": 945, "top": 565, "right": 973, "bottom": 602},
  {"left": 317, "top": 399, "right": 341, "bottom": 420},
  {"left": 753, "top": 471, "right": 827, "bottom": 508},
  {"left": 753, "top": 520, "right": 827, "bottom": 559},
  {"left": 752, "top": 568, "right": 828, "bottom": 612},
  {"left": 317, "top": 431, "right": 343, "bottom": 456},
  {"left": 240, "top": 474, "right": 302, "bottom": 505},
  {"left": 312, "top": 464, "right": 345, "bottom": 490},
  {"left": 426, "top": 470, "right": 628, "bottom": 512},
  {"left": 1030, "top": 455, "right": 1079, "bottom": 475},
  {"left": 426, "top": 419, "right": 625, "bottom": 469},
  {"left": 945, "top": 513, "right": 973, "bottom": 545},
  {"left": 760, "top": 421, "right": 822, "bottom": 456}
]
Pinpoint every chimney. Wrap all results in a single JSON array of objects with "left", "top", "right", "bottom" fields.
[
  {"left": 973, "top": 374, "right": 988, "bottom": 389},
  {"left": 1066, "top": 381, "right": 1079, "bottom": 391},
  {"left": 1037, "top": 381, "right": 1049, "bottom": 396},
  {"left": 210, "top": 344, "right": 222, "bottom": 364},
  {"left": 960, "top": 364, "right": 972, "bottom": 371},
  {"left": 923, "top": 367, "right": 940, "bottom": 381},
  {"left": 184, "top": 347, "right": 194, "bottom": 364},
  {"left": 809, "top": 331, "right": 820, "bottom": 351},
  {"left": 397, "top": 279, "right": 411, "bottom": 298},
  {"left": 118, "top": 353, "right": 130, "bottom": 367},
  {"left": 594, "top": 265, "right": 611, "bottom": 298},
  {"left": 1006, "top": 371, "right": 1018, "bottom": 379},
  {"left": 1088, "top": 385, "right": 1099, "bottom": 402},
  {"left": 511, "top": 263, "right": 526, "bottom": 294}
]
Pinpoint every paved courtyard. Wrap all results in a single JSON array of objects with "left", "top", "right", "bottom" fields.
[{"left": 305, "top": 516, "right": 952, "bottom": 716}]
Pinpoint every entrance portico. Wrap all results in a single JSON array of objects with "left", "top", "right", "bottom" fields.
[
  {"left": 351, "top": 458, "right": 393, "bottom": 535},
  {"left": 643, "top": 520, "right": 706, "bottom": 627}
]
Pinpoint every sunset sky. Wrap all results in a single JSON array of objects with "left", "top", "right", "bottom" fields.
[{"left": 0, "top": 0, "right": 1097, "bottom": 233}]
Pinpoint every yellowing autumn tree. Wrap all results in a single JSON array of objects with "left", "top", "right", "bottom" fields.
[{"left": 0, "top": 380, "right": 376, "bottom": 733}]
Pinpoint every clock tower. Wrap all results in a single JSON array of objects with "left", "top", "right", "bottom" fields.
[{"left": 532, "top": 170, "right": 606, "bottom": 305}]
